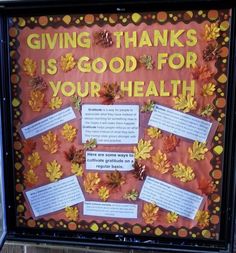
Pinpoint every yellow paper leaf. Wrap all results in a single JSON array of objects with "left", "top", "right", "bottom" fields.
[
  {"left": 61, "top": 123, "right": 77, "bottom": 142},
  {"left": 195, "top": 210, "right": 210, "bottom": 228},
  {"left": 142, "top": 203, "right": 159, "bottom": 225},
  {"left": 202, "top": 83, "right": 216, "bottom": 96},
  {"left": 172, "top": 163, "right": 195, "bottom": 182},
  {"left": 83, "top": 172, "right": 101, "bottom": 193},
  {"left": 98, "top": 186, "right": 110, "bottom": 201},
  {"left": 134, "top": 139, "right": 153, "bottom": 160},
  {"left": 166, "top": 212, "right": 179, "bottom": 224},
  {"left": 24, "top": 169, "right": 38, "bottom": 185},
  {"left": 27, "top": 151, "right": 41, "bottom": 169},
  {"left": 65, "top": 206, "right": 79, "bottom": 221},
  {"left": 28, "top": 90, "right": 45, "bottom": 112},
  {"left": 60, "top": 53, "right": 76, "bottom": 72},
  {"left": 204, "top": 23, "right": 220, "bottom": 41},
  {"left": 42, "top": 131, "right": 58, "bottom": 154},
  {"left": 173, "top": 94, "right": 197, "bottom": 113},
  {"left": 188, "top": 141, "right": 208, "bottom": 161},
  {"left": 23, "top": 58, "right": 36, "bottom": 76},
  {"left": 147, "top": 127, "right": 162, "bottom": 139},
  {"left": 71, "top": 163, "right": 83, "bottom": 177},
  {"left": 49, "top": 96, "right": 63, "bottom": 110},
  {"left": 152, "top": 150, "right": 171, "bottom": 174},
  {"left": 46, "top": 160, "right": 63, "bottom": 182}
]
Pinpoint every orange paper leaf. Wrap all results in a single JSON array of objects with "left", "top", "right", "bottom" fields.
[{"left": 142, "top": 203, "right": 159, "bottom": 225}]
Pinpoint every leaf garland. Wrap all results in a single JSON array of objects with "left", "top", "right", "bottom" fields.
[
  {"left": 61, "top": 123, "right": 77, "bottom": 142},
  {"left": 142, "top": 203, "right": 159, "bottom": 225},
  {"left": 172, "top": 163, "right": 195, "bottom": 182},
  {"left": 83, "top": 172, "right": 101, "bottom": 194},
  {"left": 98, "top": 186, "right": 110, "bottom": 201},
  {"left": 188, "top": 141, "right": 208, "bottom": 161},
  {"left": 42, "top": 131, "right": 59, "bottom": 154},
  {"left": 27, "top": 151, "right": 41, "bottom": 169},
  {"left": 134, "top": 139, "right": 153, "bottom": 160},
  {"left": 65, "top": 206, "right": 79, "bottom": 221},
  {"left": 173, "top": 94, "right": 197, "bottom": 112},
  {"left": 152, "top": 150, "right": 171, "bottom": 174},
  {"left": 46, "top": 160, "right": 63, "bottom": 182},
  {"left": 147, "top": 127, "right": 162, "bottom": 139}
]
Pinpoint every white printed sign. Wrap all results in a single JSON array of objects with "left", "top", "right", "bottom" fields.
[
  {"left": 25, "top": 176, "right": 84, "bottom": 218},
  {"left": 83, "top": 201, "right": 138, "bottom": 219},
  {"left": 148, "top": 104, "right": 212, "bottom": 143},
  {"left": 86, "top": 151, "right": 134, "bottom": 171},
  {"left": 82, "top": 104, "right": 139, "bottom": 144},
  {"left": 139, "top": 176, "right": 203, "bottom": 219},
  {"left": 21, "top": 107, "right": 76, "bottom": 139}
]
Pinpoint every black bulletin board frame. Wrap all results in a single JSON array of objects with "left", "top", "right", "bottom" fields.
[{"left": 0, "top": 1, "right": 236, "bottom": 252}]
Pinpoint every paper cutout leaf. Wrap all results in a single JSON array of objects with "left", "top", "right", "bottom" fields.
[
  {"left": 203, "top": 43, "right": 221, "bottom": 61},
  {"left": 84, "top": 138, "right": 97, "bottom": 150},
  {"left": 71, "top": 163, "right": 83, "bottom": 177},
  {"left": 134, "top": 139, "right": 153, "bottom": 160},
  {"left": 28, "top": 90, "right": 45, "bottom": 112},
  {"left": 139, "top": 55, "right": 154, "bottom": 70},
  {"left": 94, "top": 30, "right": 113, "bottom": 47},
  {"left": 24, "top": 169, "right": 38, "bottom": 185},
  {"left": 61, "top": 123, "right": 77, "bottom": 142},
  {"left": 166, "top": 212, "right": 179, "bottom": 224},
  {"left": 46, "top": 160, "right": 63, "bottom": 182},
  {"left": 142, "top": 203, "right": 159, "bottom": 225},
  {"left": 64, "top": 145, "right": 76, "bottom": 162},
  {"left": 27, "top": 151, "right": 41, "bottom": 169},
  {"left": 162, "top": 134, "right": 180, "bottom": 153},
  {"left": 173, "top": 94, "right": 197, "bottom": 113},
  {"left": 49, "top": 96, "right": 63, "bottom": 110},
  {"left": 65, "top": 206, "right": 79, "bottom": 221},
  {"left": 60, "top": 53, "right": 76, "bottom": 72},
  {"left": 106, "top": 170, "right": 125, "bottom": 189},
  {"left": 132, "top": 161, "right": 146, "bottom": 180},
  {"left": 123, "top": 189, "right": 139, "bottom": 201},
  {"left": 141, "top": 100, "right": 154, "bottom": 112},
  {"left": 98, "top": 186, "right": 110, "bottom": 201},
  {"left": 152, "top": 150, "right": 171, "bottom": 174},
  {"left": 99, "top": 82, "right": 121, "bottom": 104},
  {"left": 29, "top": 76, "right": 47, "bottom": 91},
  {"left": 147, "top": 127, "right": 162, "bottom": 139},
  {"left": 84, "top": 172, "right": 101, "bottom": 193},
  {"left": 204, "top": 23, "right": 220, "bottom": 41},
  {"left": 202, "top": 82, "right": 216, "bottom": 96},
  {"left": 172, "top": 163, "right": 195, "bottom": 182},
  {"left": 192, "top": 65, "right": 214, "bottom": 82},
  {"left": 72, "top": 149, "right": 85, "bottom": 165},
  {"left": 22, "top": 140, "right": 36, "bottom": 156},
  {"left": 195, "top": 210, "right": 210, "bottom": 228},
  {"left": 188, "top": 141, "right": 208, "bottom": 161},
  {"left": 23, "top": 58, "right": 36, "bottom": 77},
  {"left": 198, "top": 178, "right": 216, "bottom": 195},
  {"left": 200, "top": 104, "right": 215, "bottom": 117},
  {"left": 42, "top": 131, "right": 58, "bottom": 154},
  {"left": 71, "top": 95, "right": 82, "bottom": 110}
]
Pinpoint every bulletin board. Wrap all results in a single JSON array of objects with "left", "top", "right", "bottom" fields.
[{"left": 8, "top": 9, "right": 231, "bottom": 240}]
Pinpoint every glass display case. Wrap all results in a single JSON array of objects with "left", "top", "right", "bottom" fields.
[{"left": 0, "top": 1, "right": 235, "bottom": 252}]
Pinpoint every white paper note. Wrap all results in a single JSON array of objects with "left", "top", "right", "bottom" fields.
[
  {"left": 139, "top": 176, "right": 203, "bottom": 219},
  {"left": 86, "top": 151, "right": 134, "bottom": 171},
  {"left": 83, "top": 201, "right": 138, "bottom": 218},
  {"left": 25, "top": 176, "right": 85, "bottom": 218},
  {"left": 82, "top": 104, "right": 139, "bottom": 144},
  {"left": 21, "top": 107, "right": 76, "bottom": 139},
  {"left": 148, "top": 104, "right": 212, "bottom": 143}
]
